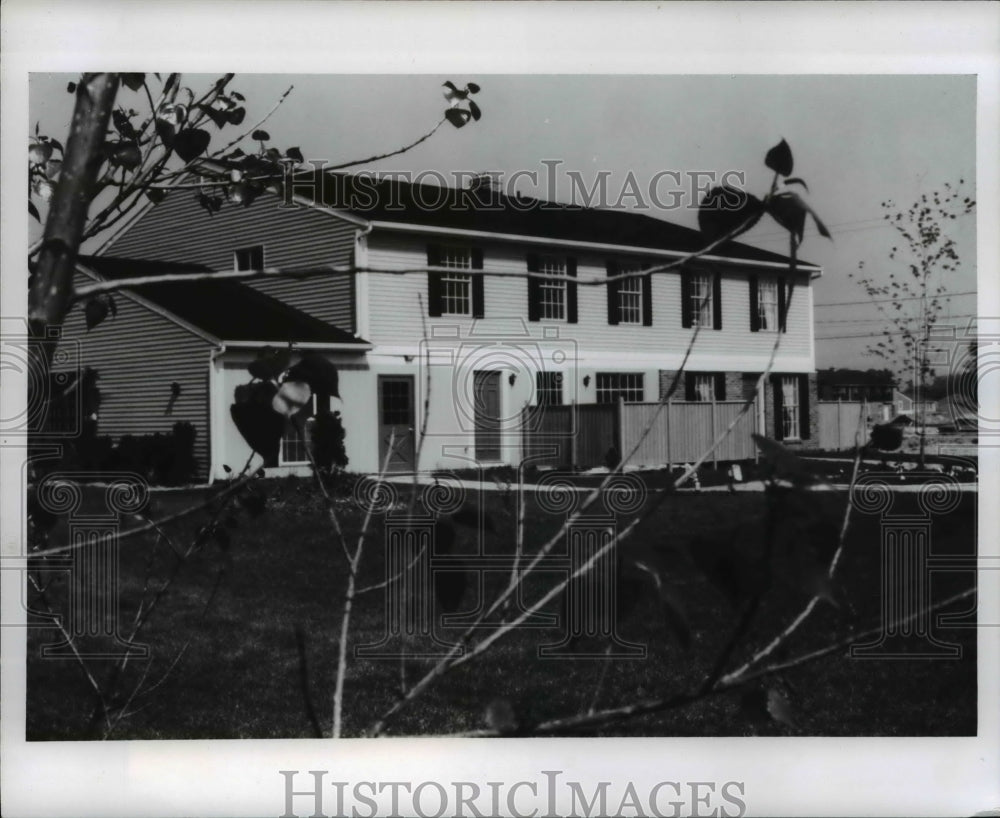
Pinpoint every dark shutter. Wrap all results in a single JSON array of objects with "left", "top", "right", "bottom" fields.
[
  {"left": 749, "top": 275, "right": 760, "bottom": 332},
  {"left": 566, "top": 257, "right": 578, "bottom": 324},
  {"left": 526, "top": 253, "right": 541, "bottom": 322},
  {"left": 642, "top": 268, "right": 653, "bottom": 326},
  {"left": 714, "top": 373, "right": 726, "bottom": 401},
  {"left": 712, "top": 272, "right": 723, "bottom": 330},
  {"left": 471, "top": 248, "right": 484, "bottom": 318},
  {"left": 606, "top": 261, "right": 620, "bottom": 325},
  {"left": 777, "top": 275, "right": 787, "bottom": 333},
  {"left": 799, "top": 374, "right": 811, "bottom": 440},
  {"left": 685, "top": 372, "right": 696, "bottom": 401},
  {"left": 681, "top": 270, "right": 692, "bottom": 328},
  {"left": 427, "top": 244, "right": 443, "bottom": 317},
  {"left": 772, "top": 374, "right": 784, "bottom": 438}
]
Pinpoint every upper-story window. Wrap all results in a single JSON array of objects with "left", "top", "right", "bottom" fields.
[
  {"left": 427, "top": 244, "right": 484, "bottom": 318},
  {"left": 750, "top": 275, "right": 786, "bottom": 333},
  {"left": 528, "top": 254, "right": 577, "bottom": 323},
  {"left": 681, "top": 270, "right": 722, "bottom": 330},
  {"left": 606, "top": 261, "right": 652, "bottom": 326},
  {"left": 596, "top": 372, "right": 645, "bottom": 404},
  {"left": 235, "top": 244, "right": 264, "bottom": 271}
]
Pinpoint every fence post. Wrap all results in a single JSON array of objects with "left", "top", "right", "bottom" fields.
[
  {"left": 570, "top": 399, "right": 578, "bottom": 471},
  {"left": 837, "top": 397, "right": 842, "bottom": 450},
  {"left": 710, "top": 395, "right": 718, "bottom": 469},
  {"left": 617, "top": 396, "right": 626, "bottom": 467},
  {"left": 666, "top": 397, "right": 672, "bottom": 471}
]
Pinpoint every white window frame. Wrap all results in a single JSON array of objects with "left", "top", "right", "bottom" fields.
[
  {"left": 780, "top": 375, "right": 801, "bottom": 440},
  {"left": 535, "top": 371, "right": 563, "bottom": 406},
  {"left": 538, "top": 256, "right": 567, "bottom": 321},
  {"left": 757, "top": 277, "right": 779, "bottom": 331},
  {"left": 617, "top": 265, "right": 643, "bottom": 325},
  {"left": 596, "top": 372, "right": 645, "bottom": 404},
  {"left": 440, "top": 246, "right": 473, "bottom": 316},
  {"left": 689, "top": 272, "right": 713, "bottom": 327},
  {"left": 235, "top": 245, "right": 265, "bottom": 272}
]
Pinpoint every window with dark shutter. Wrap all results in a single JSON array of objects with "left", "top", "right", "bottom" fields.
[
  {"left": 749, "top": 275, "right": 760, "bottom": 332},
  {"left": 681, "top": 271, "right": 693, "bottom": 328},
  {"left": 471, "top": 248, "right": 484, "bottom": 318},
  {"left": 427, "top": 244, "right": 443, "bottom": 317},
  {"left": 715, "top": 373, "right": 726, "bottom": 401},
  {"left": 527, "top": 253, "right": 541, "bottom": 322},
  {"left": 606, "top": 261, "right": 620, "bottom": 325},
  {"left": 712, "top": 272, "right": 723, "bottom": 330},
  {"left": 642, "top": 270, "right": 653, "bottom": 326}
]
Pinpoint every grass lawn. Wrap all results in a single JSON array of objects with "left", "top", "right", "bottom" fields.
[{"left": 25, "top": 474, "right": 977, "bottom": 739}]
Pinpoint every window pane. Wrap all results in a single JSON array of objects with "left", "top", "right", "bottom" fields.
[
  {"left": 596, "top": 372, "right": 644, "bottom": 404},
  {"left": 539, "top": 257, "right": 566, "bottom": 320},
  {"left": 618, "top": 266, "right": 643, "bottom": 324},
  {"left": 440, "top": 246, "right": 472, "bottom": 315},
  {"left": 781, "top": 375, "right": 800, "bottom": 439},
  {"left": 235, "top": 245, "right": 264, "bottom": 271},
  {"left": 758, "top": 278, "right": 778, "bottom": 330},
  {"left": 689, "top": 273, "right": 713, "bottom": 326},
  {"left": 536, "top": 371, "right": 563, "bottom": 405}
]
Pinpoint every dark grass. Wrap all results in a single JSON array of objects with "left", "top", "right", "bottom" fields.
[{"left": 25, "top": 476, "right": 977, "bottom": 739}]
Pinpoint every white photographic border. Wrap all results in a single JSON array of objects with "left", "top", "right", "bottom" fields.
[{"left": 2, "top": 2, "right": 998, "bottom": 816}]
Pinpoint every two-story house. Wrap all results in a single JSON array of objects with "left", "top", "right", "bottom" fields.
[{"left": 56, "top": 170, "right": 821, "bottom": 481}]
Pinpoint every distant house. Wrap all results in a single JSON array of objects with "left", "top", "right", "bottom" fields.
[
  {"left": 892, "top": 389, "right": 938, "bottom": 418},
  {"left": 817, "top": 368, "right": 895, "bottom": 403},
  {"left": 53, "top": 171, "right": 822, "bottom": 481}
]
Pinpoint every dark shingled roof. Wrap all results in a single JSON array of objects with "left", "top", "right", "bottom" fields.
[
  {"left": 78, "top": 256, "right": 366, "bottom": 345},
  {"left": 293, "top": 171, "right": 817, "bottom": 268}
]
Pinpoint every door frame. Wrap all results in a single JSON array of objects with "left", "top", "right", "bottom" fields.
[{"left": 377, "top": 374, "right": 417, "bottom": 473}]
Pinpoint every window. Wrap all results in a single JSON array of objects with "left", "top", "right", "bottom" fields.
[
  {"left": 757, "top": 278, "right": 778, "bottom": 331},
  {"left": 596, "top": 373, "right": 644, "bottom": 404},
  {"left": 617, "top": 266, "right": 643, "bottom": 324},
  {"left": 428, "top": 244, "right": 484, "bottom": 318},
  {"left": 689, "top": 272, "right": 713, "bottom": 327},
  {"left": 235, "top": 245, "right": 264, "bottom": 271},
  {"left": 685, "top": 372, "right": 726, "bottom": 402},
  {"left": 539, "top": 257, "right": 567, "bottom": 320},
  {"left": 606, "top": 261, "right": 652, "bottom": 326},
  {"left": 528, "top": 254, "right": 577, "bottom": 323},
  {"left": 280, "top": 395, "right": 316, "bottom": 465},
  {"left": 535, "top": 371, "right": 563, "bottom": 406},
  {"left": 780, "top": 376, "right": 800, "bottom": 440}
]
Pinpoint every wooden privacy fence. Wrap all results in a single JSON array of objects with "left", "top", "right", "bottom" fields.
[
  {"left": 816, "top": 400, "right": 884, "bottom": 450},
  {"left": 521, "top": 399, "right": 760, "bottom": 470}
]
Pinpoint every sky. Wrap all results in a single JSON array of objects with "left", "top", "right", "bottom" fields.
[{"left": 28, "top": 73, "right": 977, "bottom": 371}]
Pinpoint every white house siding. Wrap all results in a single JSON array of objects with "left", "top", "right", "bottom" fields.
[
  {"left": 55, "top": 272, "right": 216, "bottom": 480},
  {"left": 104, "top": 191, "right": 357, "bottom": 331},
  {"left": 363, "top": 231, "right": 814, "bottom": 372}
]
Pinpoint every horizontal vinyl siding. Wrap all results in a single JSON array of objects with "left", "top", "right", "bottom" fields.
[
  {"left": 106, "top": 191, "right": 357, "bottom": 331},
  {"left": 365, "top": 232, "right": 813, "bottom": 366},
  {"left": 55, "top": 272, "right": 215, "bottom": 481}
]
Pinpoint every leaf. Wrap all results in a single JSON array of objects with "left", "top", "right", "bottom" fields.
[
  {"left": 286, "top": 352, "right": 340, "bottom": 398},
  {"left": 173, "top": 128, "right": 211, "bottom": 162},
  {"left": 231, "top": 382, "right": 284, "bottom": 464},
  {"left": 45, "top": 159, "right": 62, "bottom": 180},
  {"left": 48, "top": 138, "right": 64, "bottom": 154},
  {"left": 222, "top": 464, "right": 233, "bottom": 474},
  {"left": 196, "top": 103, "right": 230, "bottom": 129},
  {"left": 766, "top": 688, "right": 795, "bottom": 728},
  {"left": 145, "top": 187, "right": 168, "bottom": 204},
  {"left": 697, "top": 185, "right": 764, "bottom": 242},
  {"left": 766, "top": 191, "right": 831, "bottom": 241},
  {"left": 783, "top": 177, "right": 809, "bottom": 192},
  {"left": 484, "top": 698, "right": 519, "bottom": 734},
  {"left": 247, "top": 345, "right": 293, "bottom": 380},
  {"left": 84, "top": 296, "right": 112, "bottom": 331},
  {"left": 154, "top": 118, "right": 176, "bottom": 147},
  {"left": 108, "top": 141, "right": 142, "bottom": 170},
  {"left": 67, "top": 81, "right": 76, "bottom": 93},
  {"left": 285, "top": 146, "right": 304, "bottom": 163},
  {"left": 196, "top": 191, "right": 222, "bottom": 216},
  {"left": 163, "top": 73, "right": 179, "bottom": 97},
  {"left": 112, "top": 109, "right": 138, "bottom": 140},
  {"left": 121, "top": 73, "right": 146, "bottom": 92},
  {"left": 228, "top": 107, "right": 246, "bottom": 126},
  {"left": 466, "top": 82, "right": 481, "bottom": 94},
  {"left": 765, "top": 138, "right": 794, "bottom": 176},
  {"left": 444, "top": 108, "right": 470, "bottom": 128},
  {"left": 28, "top": 140, "right": 53, "bottom": 165},
  {"left": 271, "top": 380, "right": 312, "bottom": 418},
  {"left": 28, "top": 201, "right": 40, "bottom": 222},
  {"left": 468, "top": 101, "right": 482, "bottom": 122},
  {"left": 231, "top": 91, "right": 245, "bottom": 102},
  {"left": 252, "top": 129, "right": 270, "bottom": 141}
]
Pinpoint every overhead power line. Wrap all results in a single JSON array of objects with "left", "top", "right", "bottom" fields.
[{"left": 815, "top": 291, "right": 976, "bottom": 308}]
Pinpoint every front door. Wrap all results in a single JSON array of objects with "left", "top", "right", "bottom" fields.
[
  {"left": 378, "top": 375, "right": 416, "bottom": 472},
  {"left": 473, "top": 370, "right": 501, "bottom": 462}
]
